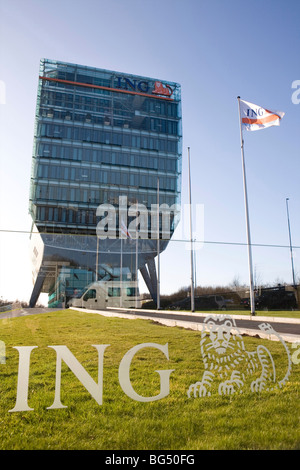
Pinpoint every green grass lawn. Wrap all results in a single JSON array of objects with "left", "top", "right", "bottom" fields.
[{"left": 0, "top": 309, "right": 299, "bottom": 450}]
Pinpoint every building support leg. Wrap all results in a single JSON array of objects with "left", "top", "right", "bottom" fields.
[
  {"left": 140, "top": 259, "right": 158, "bottom": 305},
  {"left": 29, "top": 271, "right": 46, "bottom": 308}
]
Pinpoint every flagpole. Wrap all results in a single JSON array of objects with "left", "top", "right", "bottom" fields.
[
  {"left": 135, "top": 202, "right": 139, "bottom": 309},
  {"left": 188, "top": 147, "right": 195, "bottom": 312},
  {"left": 237, "top": 97, "right": 256, "bottom": 316},
  {"left": 194, "top": 239, "right": 197, "bottom": 295},
  {"left": 96, "top": 236, "right": 99, "bottom": 281},
  {"left": 157, "top": 177, "right": 161, "bottom": 310},
  {"left": 120, "top": 235, "right": 123, "bottom": 308},
  {"left": 286, "top": 197, "right": 296, "bottom": 289}
]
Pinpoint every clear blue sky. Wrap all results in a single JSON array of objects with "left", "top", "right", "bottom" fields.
[{"left": 0, "top": 0, "right": 299, "bottom": 303}]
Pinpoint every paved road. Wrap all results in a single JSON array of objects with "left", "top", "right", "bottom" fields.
[
  {"left": 1, "top": 307, "right": 300, "bottom": 341},
  {"left": 0, "top": 307, "right": 64, "bottom": 320},
  {"left": 106, "top": 308, "right": 300, "bottom": 341}
]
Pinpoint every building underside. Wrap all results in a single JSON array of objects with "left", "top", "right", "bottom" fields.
[{"left": 29, "top": 229, "right": 169, "bottom": 307}]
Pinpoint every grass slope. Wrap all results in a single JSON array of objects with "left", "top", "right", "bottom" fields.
[{"left": 0, "top": 309, "right": 299, "bottom": 450}]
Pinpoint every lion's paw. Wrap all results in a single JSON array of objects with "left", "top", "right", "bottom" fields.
[
  {"left": 251, "top": 377, "right": 267, "bottom": 392},
  {"left": 187, "top": 371, "right": 214, "bottom": 398}
]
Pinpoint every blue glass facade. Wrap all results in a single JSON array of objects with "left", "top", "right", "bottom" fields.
[{"left": 29, "top": 59, "right": 182, "bottom": 307}]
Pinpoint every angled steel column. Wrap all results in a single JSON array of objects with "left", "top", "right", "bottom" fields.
[
  {"left": 140, "top": 259, "right": 158, "bottom": 305},
  {"left": 29, "top": 270, "right": 47, "bottom": 308}
]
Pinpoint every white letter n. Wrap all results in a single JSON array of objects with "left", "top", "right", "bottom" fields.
[{"left": 47, "top": 345, "right": 109, "bottom": 409}]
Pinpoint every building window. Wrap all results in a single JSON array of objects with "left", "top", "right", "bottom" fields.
[
  {"left": 83, "top": 289, "right": 97, "bottom": 301},
  {"left": 108, "top": 287, "right": 121, "bottom": 297}
]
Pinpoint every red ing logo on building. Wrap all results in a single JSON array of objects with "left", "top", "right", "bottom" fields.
[{"left": 152, "top": 81, "right": 173, "bottom": 98}]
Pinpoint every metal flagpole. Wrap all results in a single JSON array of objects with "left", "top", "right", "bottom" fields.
[
  {"left": 188, "top": 147, "right": 195, "bottom": 312},
  {"left": 120, "top": 235, "right": 123, "bottom": 307},
  {"left": 237, "top": 97, "right": 256, "bottom": 316},
  {"left": 135, "top": 202, "right": 139, "bottom": 309},
  {"left": 286, "top": 198, "right": 296, "bottom": 289},
  {"left": 95, "top": 236, "right": 99, "bottom": 281},
  {"left": 157, "top": 177, "right": 161, "bottom": 310},
  {"left": 194, "top": 239, "right": 197, "bottom": 295}
]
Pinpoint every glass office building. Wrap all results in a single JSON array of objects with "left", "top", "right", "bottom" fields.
[{"left": 29, "top": 59, "right": 182, "bottom": 307}]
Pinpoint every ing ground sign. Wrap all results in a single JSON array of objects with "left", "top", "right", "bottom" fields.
[{"left": 1, "top": 315, "right": 300, "bottom": 413}]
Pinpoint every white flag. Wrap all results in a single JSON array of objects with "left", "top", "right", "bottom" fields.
[{"left": 239, "top": 99, "right": 285, "bottom": 131}]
